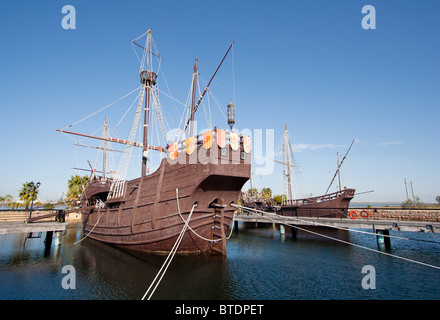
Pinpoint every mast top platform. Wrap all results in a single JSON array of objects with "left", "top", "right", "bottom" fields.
[{"left": 140, "top": 70, "right": 157, "bottom": 86}]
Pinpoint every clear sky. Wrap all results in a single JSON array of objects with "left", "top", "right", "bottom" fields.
[{"left": 0, "top": 0, "right": 439, "bottom": 203}]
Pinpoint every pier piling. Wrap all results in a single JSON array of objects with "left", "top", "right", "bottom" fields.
[
  {"left": 44, "top": 231, "right": 54, "bottom": 256},
  {"left": 375, "top": 229, "right": 391, "bottom": 251},
  {"left": 280, "top": 225, "right": 285, "bottom": 235}
]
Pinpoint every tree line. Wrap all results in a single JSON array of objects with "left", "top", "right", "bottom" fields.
[
  {"left": 0, "top": 175, "right": 89, "bottom": 209},
  {"left": 2, "top": 180, "right": 440, "bottom": 209},
  {"left": 245, "top": 187, "right": 285, "bottom": 205}
]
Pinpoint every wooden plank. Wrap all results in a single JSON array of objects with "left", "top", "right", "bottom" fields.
[{"left": 0, "top": 222, "right": 68, "bottom": 235}]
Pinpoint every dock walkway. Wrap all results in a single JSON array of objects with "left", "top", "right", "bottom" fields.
[
  {"left": 0, "top": 209, "right": 68, "bottom": 239},
  {"left": 233, "top": 204, "right": 440, "bottom": 250},
  {"left": 0, "top": 221, "right": 68, "bottom": 235},
  {"left": 235, "top": 212, "right": 440, "bottom": 233}
]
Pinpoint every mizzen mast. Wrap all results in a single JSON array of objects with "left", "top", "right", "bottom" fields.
[
  {"left": 324, "top": 139, "right": 355, "bottom": 195},
  {"left": 189, "top": 59, "right": 198, "bottom": 137},
  {"left": 181, "top": 41, "right": 235, "bottom": 138}
]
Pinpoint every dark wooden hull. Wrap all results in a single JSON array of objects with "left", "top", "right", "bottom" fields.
[
  {"left": 80, "top": 139, "right": 251, "bottom": 255},
  {"left": 279, "top": 189, "right": 355, "bottom": 218}
]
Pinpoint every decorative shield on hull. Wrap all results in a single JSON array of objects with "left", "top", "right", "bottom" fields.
[
  {"left": 243, "top": 136, "right": 251, "bottom": 153},
  {"left": 230, "top": 132, "right": 239, "bottom": 151},
  {"left": 169, "top": 143, "right": 178, "bottom": 160},
  {"left": 186, "top": 136, "right": 195, "bottom": 155},
  {"left": 203, "top": 130, "right": 213, "bottom": 149},
  {"left": 216, "top": 129, "right": 226, "bottom": 148}
]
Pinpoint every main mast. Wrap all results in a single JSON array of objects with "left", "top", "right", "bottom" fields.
[
  {"left": 140, "top": 29, "right": 157, "bottom": 177},
  {"left": 102, "top": 117, "right": 108, "bottom": 181},
  {"left": 284, "top": 125, "right": 295, "bottom": 203}
]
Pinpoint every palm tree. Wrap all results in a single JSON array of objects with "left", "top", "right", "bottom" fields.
[
  {"left": 67, "top": 175, "right": 89, "bottom": 202},
  {"left": 4, "top": 194, "right": 12, "bottom": 208},
  {"left": 0, "top": 195, "right": 12, "bottom": 208},
  {"left": 19, "top": 182, "right": 40, "bottom": 209},
  {"left": 9, "top": 201, "right": 20, "bottom": 210},
  {"left": 261, "top": 187, "right": 272, "bottom": 198}
]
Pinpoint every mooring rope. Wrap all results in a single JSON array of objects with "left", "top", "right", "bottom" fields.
[
  {"left": 175, "top": 189, "right": 235, "bottom": 242},
  {"left": 73, "top": 210, "right": 105, "bottom": 245},
  {"left": 231, "top": 204, "right": 440, "bottom": 271},
  {"left": 141, "top": 202, "right": 196, "bottom": 300}
]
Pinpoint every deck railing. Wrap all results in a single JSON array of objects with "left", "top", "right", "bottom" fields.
[{"left": 282, "top": 189, "right": 355, "bottom": 206}]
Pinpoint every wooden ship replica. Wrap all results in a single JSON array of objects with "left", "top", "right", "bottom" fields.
[
  {"left": 58, "top": 30, "right": 251, "bottom": 255},
  {"left": 242, "top": 125, "right": 355, "bottom": 217},
  {"left": 278, "top": 125, "right": 355, "bottom": 217}
]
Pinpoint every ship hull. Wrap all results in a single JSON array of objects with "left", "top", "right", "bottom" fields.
[
  {"left": 80, "top": 138, "right": 251, "bottom": 255},
  {"left": 279, "top": 189, "right": 355, "bottom": 218}
]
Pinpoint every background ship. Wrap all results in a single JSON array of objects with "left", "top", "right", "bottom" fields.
[
  {"left": 242, "top": 125, "right": 355, "bottom": 218},
  {"left": 59, "top": 30, "right": 251, "bottom": 255}
]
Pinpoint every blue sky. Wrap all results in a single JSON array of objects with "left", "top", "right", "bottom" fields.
[{"left": 0, "top": 0, "right": 439, "bottom": 203}]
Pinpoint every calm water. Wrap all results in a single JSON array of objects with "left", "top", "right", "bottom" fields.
[{"left": 1, "top": 222, "right": 440, "bottom": 300}]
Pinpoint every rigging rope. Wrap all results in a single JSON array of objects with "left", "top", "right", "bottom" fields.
[
  {"left": 175, "top": 189, "right": 234, "bottom": 242},
  {"left": 231, "top": 204, "right": 440, "bottom": 271},
  {"left": 113, "top": 91, "right": 142, "bottom": 132},
  {"left": 63, "top": 86, "right": 141, "bottom": 129},
  {"left": 141, "top": 202, "right": 196, "bottom": 300},
  {"left": 197, "top": 77, "right": 212, "bottom": 129}
]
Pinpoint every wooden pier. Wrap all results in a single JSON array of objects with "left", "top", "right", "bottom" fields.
[
  {"left": 234, "top": 212, "right": 440, "bottom": 233},
  {"left": 0, "top": 221, "right": 68, "bottom": 235},
  {"left": 0, "top": 209, "right": 68, "bottom": 252},
  {"left": 0, "top": 208, "right": 68, "bottom": 258},
  {"left": 233, "top": 205, "right": 440, "bottom": 250}
]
